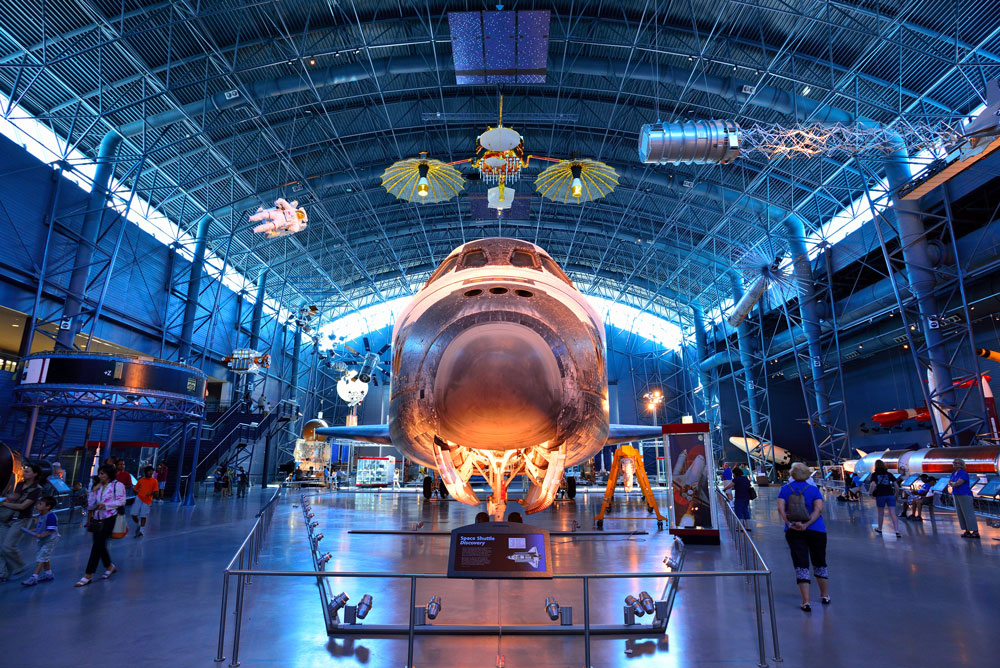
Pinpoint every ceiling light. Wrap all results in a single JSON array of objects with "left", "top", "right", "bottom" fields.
[
  {"left": 802, "top": 86, "right": 811, "bottom": 95},
  {"left": 308, "top": 57, "right": 316, "bottom": 66}
]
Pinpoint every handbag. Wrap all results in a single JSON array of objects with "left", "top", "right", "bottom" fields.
[
  {"left": 749, "top": 486, "right": 758, "bottom": 501},
  {"left": 111, "top": 513, "right": 129, "bottom": 539}
]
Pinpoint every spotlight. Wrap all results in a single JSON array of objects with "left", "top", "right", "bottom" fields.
[
  {"left": 308, "top": 521, "right": 319, "bottom": 531},
  {"left": 317, "top": 552, "right": 332, "bottom": 567},
  {"left": 624, "top": 595, "right": 645, "bottom": 617},
  {"left": 357, "top": 594, "right": 373, "bottom": 619},
  {"left": 426, "top": 595, "right": 442, "bottom": 620},
  {"left": 312, "top": 533, "right": 324, "bottom": 547},
  {"left": 638, "top": 591, "right": 655, "bottom": 615},
  {"left": 544, "top": 596, "right": 560, "bottom": 621},
  {"left": 329, "top": 592, "right": 350, "bottom": 617}
]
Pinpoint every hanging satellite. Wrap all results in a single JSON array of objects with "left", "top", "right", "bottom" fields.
[
  {"left": 380, "top": 96, "right": 619, "bottom": 213},
  {"left": 381, "top": 152, "right": 465, "bottom": 204},
  {"left": 336, "top": 370, "right": 369, "bottom": 407},
  {"left": 534, "top": 159, "right": 619, "bottom": 203},
  {"left": 250, "top": 198, "right": 308, "bottom": 238}
]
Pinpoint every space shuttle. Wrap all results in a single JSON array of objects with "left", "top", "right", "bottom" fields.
[{"left": 315, "top": 238, "right": 663, "bottom": 519}]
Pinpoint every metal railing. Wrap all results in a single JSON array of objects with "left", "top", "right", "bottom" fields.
[
  {"left": 215, "top": 487, "right": 281, "bottom": 665},
  {"left": 714, "top": 488, "right": 783, "bottom": 666},
  {"left": 214, "top": 488, "right": 784, "bottom": 668}
]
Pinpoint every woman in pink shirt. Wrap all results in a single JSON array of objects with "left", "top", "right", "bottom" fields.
[{"left": 75, "top": 464, "right": 125, "bottom": 586}]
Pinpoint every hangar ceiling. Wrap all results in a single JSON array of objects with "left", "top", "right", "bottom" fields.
[{"left": 0, "top": 0, "right": 997, "bottom": 327}]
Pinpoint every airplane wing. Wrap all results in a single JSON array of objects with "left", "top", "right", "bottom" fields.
[
  {"left": 314, "top": 424, "right": 393, "bottom": 445},
  {"left": 605, "top": 424, "right": 664, "bottom": 445}
]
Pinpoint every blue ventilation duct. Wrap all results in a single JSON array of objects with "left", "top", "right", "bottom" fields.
[
  {"left": 177, "top": 214, "right": 212, "bottom": 362},
  {"left": 56, "top": 131, "right": 124, "bottom": 349}
]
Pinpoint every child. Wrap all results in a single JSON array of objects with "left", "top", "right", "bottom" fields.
[
  {"left": 21, "top": 496, "right": 59, "bottom": 586},
  {"left": 131, "top": 466, "right": 158, "bottom": 537}
]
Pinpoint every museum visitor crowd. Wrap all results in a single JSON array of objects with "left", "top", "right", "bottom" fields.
[{"left": 0, "top": 454, "right": 251, "bottom": 588}]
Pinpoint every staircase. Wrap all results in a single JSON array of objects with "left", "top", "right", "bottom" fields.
[{"left": 155, "top": 400, "right": 300, "bottom": 495}]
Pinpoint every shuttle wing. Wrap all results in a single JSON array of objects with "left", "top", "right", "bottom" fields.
[
  {"left": 605, "top": 424, "right": 664, "bottom": 445},
  {"left": 314, "top": 424, "right": 393, "bottom": 445}
]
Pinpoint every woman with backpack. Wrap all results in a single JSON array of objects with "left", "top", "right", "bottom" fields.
[
  {"left": 777, "top": 462, "right": 829, "bottom": 611},
  {"left": 868, "top": 459, "right": 901, "bottom": 537}
]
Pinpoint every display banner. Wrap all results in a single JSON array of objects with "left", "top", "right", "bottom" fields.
[
  {"left": 448, "top": 521, "right": 552, "bottom": 578},
  {"left": 664, "top": 423, "right": 720, "bottom": 544}
]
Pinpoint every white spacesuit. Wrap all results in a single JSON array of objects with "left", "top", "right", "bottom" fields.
[{"left": 250, "top": 198, "right": 308, "bottom": 238}]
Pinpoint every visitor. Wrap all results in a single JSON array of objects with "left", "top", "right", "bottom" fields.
[
  {"left": 848, "top": 471, "right": 863, "bottom": 501},
  {"left": 722, "top": 463, "right": 734, "bottom": 500},
  {"left": 507, "top": 512, "right": 524, "bottom": 523},
  {"left": 155, "top": 462, "right": 168, "bottom": 502},
  {"left": 115, "top": 459, "right": 133, "bottom": 493},
  {"left": 236, "top": 466, "right": 249, "bottom": 498},
  {"left": 950, "top": 459, "right": 979, "bottom": 539},
  {"left": 70, "top": 481, "right": 88, "bottom": 517},
  {"left": 131, "top": 467, "right": 158, "bottom": 537},
  {"left": 0, "top": 462, "right": 44, "bottom": 582},
  {"left": 20, "top": 495, "right": 59, "bottom": 586},
  {"left": 75, "top": 464, "right": 125, "bottom": 586},
  {"left": 725, "top": 467, "right": 753, "bottom": 531},
  {"left": 257, "top": 394, "right": 266, "bottom": 414},
  {"left": 222, "top": 466, "right": 233, "bottom": 497},
  {"left": 868, "top": 459, "right": 901, "bottom": 537},
  {"left": 50, "top": 461, "right": 64, "bottom": 480},
  {"left": 899, "top": 473, "right": 929, "bottom": 521},
  {"left": 392, "top": 467, "right": 401, "bottom": 489},
  {"left": 475, "top": 512, "right": 490, "bottom": 523},
  {"left": 776, "top": 462, "right": 829, "bottom": 611}
]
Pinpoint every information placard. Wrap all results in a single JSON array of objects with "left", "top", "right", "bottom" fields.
[{"left": 448, "top": 521, "right": 552, "bottom": 578}]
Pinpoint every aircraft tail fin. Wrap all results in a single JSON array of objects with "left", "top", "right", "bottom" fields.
[{"left": 856, "top": 449, "right": 868, "bottom": 458}]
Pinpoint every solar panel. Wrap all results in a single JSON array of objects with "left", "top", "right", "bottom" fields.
[{"left": 449, "top": 10, "right": 550, "bottom": 85}]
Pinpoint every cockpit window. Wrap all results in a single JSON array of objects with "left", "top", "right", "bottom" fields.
[
  {"left": 510, "top": 249, "right": 538, "bottom": 268},
  {"left": 458, "top": 248, "right": 489, "bottom": 269},
  {"left": 424, "top": 256, "right": 458, "bottom": 287},
  {"left": 540, "top": 255, "right": 574, "bottom": 286}
]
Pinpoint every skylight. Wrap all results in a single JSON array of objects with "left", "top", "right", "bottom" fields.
[
  {"left": 318, "top": 293, "right": 684, "bottom": 351},
  {"left": 0, "top": 93, "right": 289, "bottom": 323}
]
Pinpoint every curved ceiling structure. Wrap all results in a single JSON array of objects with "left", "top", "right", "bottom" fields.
[{"left": 0, "top": 0, "right": 997, "bottom": 328}]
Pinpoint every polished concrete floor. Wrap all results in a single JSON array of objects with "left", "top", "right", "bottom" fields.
[{"left": 1, "top": 484, "right": 998, "bottom": 667}]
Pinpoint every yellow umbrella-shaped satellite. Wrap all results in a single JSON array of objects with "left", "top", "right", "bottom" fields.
[
  {"left": 381, "top": 152, "right": 465, "bottom": 204},
  {"left": 534, "top": 159, "right": 619, "bottom": 204}
]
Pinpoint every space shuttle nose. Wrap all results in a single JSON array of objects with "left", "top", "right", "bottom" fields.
[{"left": 433, "top": 323, "right": 562, "bottom": 450}]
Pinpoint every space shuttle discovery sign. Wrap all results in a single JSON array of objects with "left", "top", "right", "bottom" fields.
[{"left": 448, "top": 522, "right": 553, "bottom": 578}]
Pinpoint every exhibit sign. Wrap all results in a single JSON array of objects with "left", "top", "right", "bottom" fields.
[
  {"left": 448, "top": 521, "right": 552, "bottom": 578},
  {"left": 664, "top": 423, "right": 720, "bottom": 544}
]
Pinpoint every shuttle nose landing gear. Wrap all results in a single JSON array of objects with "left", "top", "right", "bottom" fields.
[{"left": 477, "top": 450, "right": 523, "bottom": 522}]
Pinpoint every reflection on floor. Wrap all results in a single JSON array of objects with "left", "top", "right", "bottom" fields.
[{"left": 2, "top": 484, "right": 998, "bottom": 667}]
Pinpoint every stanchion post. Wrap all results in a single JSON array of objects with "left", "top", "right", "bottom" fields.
[
  {"left": 407, "top": 576, "right": 417, "bottom": 667},
  {"left": 230, "top": 572, "right": 246, "bottom": 667},
  {"left": 216, "top": 571, "right": 230, "bottom": 662},
  {"left": 765, "top": 574, "right": 782, "bottom": 662},
  {"left": 583, "top": 576, "right": 591, "bottom": 668},
  {"left": 753, "top": 574, "right": 767, "bottom": 667}
]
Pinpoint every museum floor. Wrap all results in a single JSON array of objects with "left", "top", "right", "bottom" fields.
[{"left": 2, "top": 484, "right": 998, "bottom": 667}]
